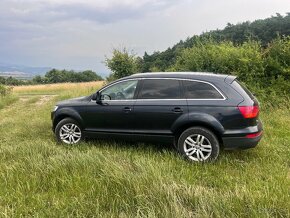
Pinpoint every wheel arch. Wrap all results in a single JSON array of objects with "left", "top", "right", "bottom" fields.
[
  {"left": 172, "top": 115, "right": 224, "bottom": 147},
  {"left": 53, "top": 109, "right": 84, "bottom": 132}
]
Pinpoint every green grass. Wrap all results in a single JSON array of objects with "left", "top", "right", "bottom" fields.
[
  {"left": 0, "top": 95, "right": 19, "bottom": 110},
  {"left": 0, "top": 83, "right": 289, "bottom": 217}
]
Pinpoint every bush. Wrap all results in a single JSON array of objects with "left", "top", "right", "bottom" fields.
[
  {"left": 0, "top": 84, "right": 13, "bottom": 97},
  {"left": 0, "top": 85, "right": 16, "bottom": 110},
  {"left": 264, "top": 36, "right": 290, "bottom": 80},
  {"left": 172, "top": 39, "right": 265, "bottom": 83},
  {"left": 105, "top": 48, "right": 138, "bottom": 80}
]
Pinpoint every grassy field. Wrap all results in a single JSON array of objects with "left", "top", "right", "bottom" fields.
[
  {"left": 0, "top": 95, "right": 18, "bottom": 110},
  {"left": 0, "top": 82, "right": 289, "bottom": 217}
]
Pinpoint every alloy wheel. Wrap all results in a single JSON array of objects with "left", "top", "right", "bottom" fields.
[
  {"left": 183, "top": 134, "right": 212, "bottom": 161},
  {"left": 59, "top": 123, "right": 82, "bottom": 144}
]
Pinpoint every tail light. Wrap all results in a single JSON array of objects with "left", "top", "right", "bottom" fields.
[
  {"left": 238, "top": 106, "right": 259, "bottom": 118},
  {"left": 246, "top": 131, "right": 263, "bottom": 138}
]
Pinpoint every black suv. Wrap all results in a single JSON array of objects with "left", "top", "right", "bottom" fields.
[{"left": 51, "top": 72, "right": 263, "bottom": 162}]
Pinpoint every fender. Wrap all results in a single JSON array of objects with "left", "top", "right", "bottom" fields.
[
  {"left": 53, "top": 107, "right": 84, "bottom": 129},
  {"left": 171, "top": 112, "right": 224, "bottom": 135}
]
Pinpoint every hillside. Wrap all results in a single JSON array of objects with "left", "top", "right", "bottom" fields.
[
  {"left": 0, "top": 63, "right": 52, "bottom": 79},
  {"left": 139, "top": 13, "right": 290, "bottom": 72}
]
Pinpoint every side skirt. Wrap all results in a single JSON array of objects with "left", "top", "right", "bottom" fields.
[{"left": 83, "top": 131, "right": 175, "bottom": 144}]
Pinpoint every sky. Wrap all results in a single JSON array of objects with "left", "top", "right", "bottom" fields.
[{"left": 1, "top": 0, "right": 290, "bottom": 75}]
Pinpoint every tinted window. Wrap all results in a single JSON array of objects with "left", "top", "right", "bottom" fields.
[
  {"left": 138, "top": 79, "right": 181, "bottom": 99},
  {"left": 101, "top": 80, "right": 138, "bottom": 100},
  {"left": 233, "top": 80, "right": 255, "bottom": 99},
  {"left": 183, "top": 80, "right": 224, "bottom": 99}
]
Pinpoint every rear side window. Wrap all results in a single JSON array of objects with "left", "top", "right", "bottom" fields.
[
  {"left": 183, "top": 80, "right": 224, "bottom": 99},
  {"left": 233, "top": 80, "right": 255, "bottom": 99},
  {"left": 138, "top": 79, "right": 181, "bottom": 99}
]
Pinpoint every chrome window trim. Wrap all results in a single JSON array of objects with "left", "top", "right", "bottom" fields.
[
  {"left": 90, "top": 99, "right": 136, "bottom": 102},
  {"left": 91, "top": 77, "right": 227, "bottom": 102}
]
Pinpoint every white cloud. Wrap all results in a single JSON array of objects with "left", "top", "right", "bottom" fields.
[
  {"left": 0, "top": 0, "right": 179, "bottom": 27},
  {"left": 0, "top": 0, "right": 290, "bottom": 74},
  {"left": 14, "top": 0, "right": 170, "bottom": 8}
]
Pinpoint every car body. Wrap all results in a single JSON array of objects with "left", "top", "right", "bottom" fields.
[{"left": 51, "top": 72, "right": 263, "bottom": 162}]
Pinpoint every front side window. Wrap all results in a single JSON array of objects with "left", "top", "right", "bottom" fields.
[
  {"left": 183, "top": 80, "right": 224, "bottom": 99},
  {"left": 138, "top": 79, "right": 181, "bottom": 99},
  {"left": 101, "top": 80, "right": 138, "bottom": 100}
]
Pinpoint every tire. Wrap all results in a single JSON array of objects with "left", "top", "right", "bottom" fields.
[
  {"left": 55, "top": 118, "right": 83, "bottom": 144},
  {"left": 177, "top": 127, "right": 220, "bottom": 162}
]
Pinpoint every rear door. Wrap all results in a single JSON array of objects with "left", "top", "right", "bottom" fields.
[{"left": 133, "top": 79, "right": 187, "bottom": 135}]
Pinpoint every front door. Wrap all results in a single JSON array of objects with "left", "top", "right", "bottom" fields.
[{"left": 84, "top": 79, "right": 139, "bottom": 133}]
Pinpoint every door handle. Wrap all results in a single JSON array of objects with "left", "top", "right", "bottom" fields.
[
  {"left": 172, "top": 107, "right": 183, "bottom": 113},
  {"left": 123, "top": 107, "right": 132, "bottom": 113}
]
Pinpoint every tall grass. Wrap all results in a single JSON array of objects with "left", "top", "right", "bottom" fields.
[
  {"left": 0, "top": 85, "right": 18, "bottom": 110},
  {"left": 0, "top": 95, "right": 18, "bottom": 110},
  {"left": 0, "top": 82, "right": 289, "bottom": 217},
  {"left": 13, "top": 81, "right": 104, "bottom": 95}
]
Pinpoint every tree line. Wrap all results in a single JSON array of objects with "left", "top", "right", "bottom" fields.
[
  {"left": 105, "top": 37, "right": 290, "bottom": 106},
  {"left": 104, "top": 14, "right": 290, "bottom": 106},
  {"left": 137, "top": 13, "right": 290, "bottom": 73},
  {"left": 0, "top": 69, "right": 103, "bottom": 86}
]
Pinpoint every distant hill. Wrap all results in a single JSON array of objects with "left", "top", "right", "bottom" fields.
[
  {"left": 0, "top": 63, "right": 108, "bottom": 80},
  {"left": 139, "top": 13, "right": 290, "bottom": 72},
  {"left": 0, "top": 63, "right": 52, "bottom": 79}
]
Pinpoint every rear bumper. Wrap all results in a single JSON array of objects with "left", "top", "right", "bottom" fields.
[
  {"left": 222, "top": 131, "right": 263, "bottom": 150},
  {"left": 222, "top": 119, "right": 263, "bottom": 150}
]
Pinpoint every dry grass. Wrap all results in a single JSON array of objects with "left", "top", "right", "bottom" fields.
[{"left": 13, "top": 81, "right": 105, "bottom": 94}]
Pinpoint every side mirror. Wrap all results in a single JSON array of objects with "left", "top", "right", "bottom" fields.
[
  {"left": 91, "top": 92, "right": 101, "bottom": 104},
  {"left": 91, "top": 93, "right": 97, "bottom": 101},
  {"left": 96, "top": 91, "right": 102, "bottom": 104},
  {"left": 93, "top": 91, "right": 110, "bottom": 104}
]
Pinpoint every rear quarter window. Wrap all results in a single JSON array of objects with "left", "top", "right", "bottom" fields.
[
  {"left": 231, "top": 80, "right": 255, "bottom": 100},
  {"left": 183, "top": 80, "right": 224, "bottom": 99}
]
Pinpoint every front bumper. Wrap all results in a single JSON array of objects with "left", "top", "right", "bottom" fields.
[{"left": 51, "top": 111, "right": 56, "bottom": 132}]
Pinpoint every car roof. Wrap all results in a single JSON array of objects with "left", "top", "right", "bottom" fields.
[{"left": 124, "top": 72, "right": 236, "bottom": 83}]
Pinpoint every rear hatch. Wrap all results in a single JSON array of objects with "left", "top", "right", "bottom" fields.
[{"left": 230, "top": 79, "right": 260, "bottom": 128}]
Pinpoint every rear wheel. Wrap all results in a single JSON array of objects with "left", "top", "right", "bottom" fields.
[
  {"left": 55, "top": 118, "right": 83, "bottom": 144},
  {"left": 177, "top": 127, "right": 220, "bottom": 162}
]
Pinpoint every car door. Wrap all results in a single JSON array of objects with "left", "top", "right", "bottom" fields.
[
  {"left": 133, "top": 78, "right": 187, "bottom": 135},
  {"left": 84, "top": 79, "right": 139, "bottom": 133}
]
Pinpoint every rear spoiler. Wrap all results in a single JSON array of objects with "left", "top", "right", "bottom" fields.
[{"left": 224, "top": 75, "right": 237, "bottom": 84}]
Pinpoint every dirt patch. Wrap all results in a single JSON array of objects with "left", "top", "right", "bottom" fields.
[
  {"left": 19, "top": 96, "right": 31, "bottom": 102},
  {"left": 18, "top": 94, "right": 58, "bottom": 105},
  {"left": 35, "top": 95, "right": 58, "bottom": 105}
]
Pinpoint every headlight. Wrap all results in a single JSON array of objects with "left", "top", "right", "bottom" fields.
[{"left": 52, "top": 106, "right": 58, "bottom": 112}]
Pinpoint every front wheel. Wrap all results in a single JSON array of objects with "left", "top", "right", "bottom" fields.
[
  {"left": 177, "top": 127, "right": 220, "bottom": 162},
  {"left": 55, "top": 118, "right": 83, "bottom": 144}
]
